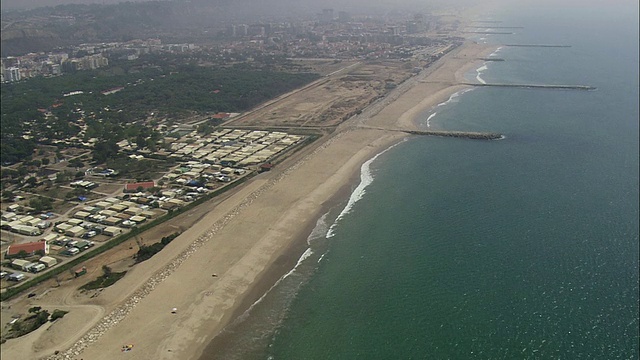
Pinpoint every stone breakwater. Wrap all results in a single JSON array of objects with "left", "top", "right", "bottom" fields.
[
  {"left": 403, "top": 129, "right": 504, "bottom": 140},
  {"left": 465, "top": 83, "right": 595, "bottom": 90},
  {"left": 44, "top": 130, "right": 350, "bottom": 360}
]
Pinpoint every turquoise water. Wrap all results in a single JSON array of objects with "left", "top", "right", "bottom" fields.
[{"left": 203, "top": 3, "right": 639, "bottom": 359}]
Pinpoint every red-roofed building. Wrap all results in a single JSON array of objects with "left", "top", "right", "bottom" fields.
[
  {"left": 6, "top": 241, "right": 49, "bottom": 257},
  {"left": 124, "top": 181, "right": 155, "bottom": 192},
  {"left": 212, "top": 112, "right": 230, "bottom": 119},
  {"left": 259, "top": 163, "right": 273, "bottom": 172}
]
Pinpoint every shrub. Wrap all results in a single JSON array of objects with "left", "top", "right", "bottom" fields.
[
  {"left": 135, "top": 232, "right": 180, "bottom": 262},
  {"left": 79, "top": 271, "right": 127, "bottom": 291},
  {"left": 50, "top": 309, "right": 68, "bottom": 321}
]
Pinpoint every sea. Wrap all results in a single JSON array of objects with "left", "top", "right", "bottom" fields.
[{"left": 202, "top": 2, "right": 639, "bottom": 359}]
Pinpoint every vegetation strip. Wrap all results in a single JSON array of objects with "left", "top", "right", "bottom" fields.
[
  {"left": 80, "top": 266, "right": 127, "bottom": 291},
  {"left": 1, "top": 307, "right": 68, "bottom": 344}
]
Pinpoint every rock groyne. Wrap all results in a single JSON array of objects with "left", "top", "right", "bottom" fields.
[
  {"left": 403, "top": 129, "right": 504, "bottom": 140},
  {"left": 464, "top": 83, "right": 595, "bottom": 90}
]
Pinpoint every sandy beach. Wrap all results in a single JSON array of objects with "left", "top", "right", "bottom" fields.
[{"left": 1, "top": 39, "right": 495, "bottom": 360}]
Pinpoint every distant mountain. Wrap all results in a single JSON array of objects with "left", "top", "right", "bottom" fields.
[
  {"left": 1, "top": 1, "right": 230, "bottom": 56},
  {"left": 1, "top": 0, "right": 148, "bottom": 12},
  {"left": 1, "top": 0, "right": 306, "bottom": 56}
]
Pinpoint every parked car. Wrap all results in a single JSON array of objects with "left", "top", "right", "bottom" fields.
[{"left": 7, "top": 273, "right": 26, "bottom": 281}]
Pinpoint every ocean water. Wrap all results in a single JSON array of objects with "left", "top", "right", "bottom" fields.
[{"left": 203, "top": 3, "right": 639, "bottom": 359}]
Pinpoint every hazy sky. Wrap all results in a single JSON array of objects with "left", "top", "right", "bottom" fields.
[
  {"left": 1, "top": 0, "right": 637, "bottom": 16},
  {"left": 1, "top": 0, "right": 145, "bottom": 11},
  {"left": 0, "top": 0, "right": 454, "bottom": 13}
]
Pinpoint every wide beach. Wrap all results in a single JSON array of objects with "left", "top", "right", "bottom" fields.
[{"left": 1, "top": 39, "right": 495, "bottom": 360}]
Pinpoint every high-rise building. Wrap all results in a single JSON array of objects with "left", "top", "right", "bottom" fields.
[
  {"left": 227, "top": 24, "right": 237, "bottom": 37},
  {"left": 4, "top": 67, "right": 21, "bottom": 82},
  {"left": 321, "top": 9, "right": 334, "bottom": 22},
  {"left": 248, "top": 24, "right": 266, "bottom": 37},
  {"left": 237, "top": 24, "right": 249, "bottom": 36},
  {"left": 263, "top": 23, "right": 271, "bottom": 36},
  {"left": 338, "top": 11, "right": 351, "bottom": 22},
  {"left": 51, "top": 64, "right": 61, "bottom": 75}
]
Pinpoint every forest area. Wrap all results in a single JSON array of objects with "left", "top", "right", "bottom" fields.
[{"left": 0, "top": 60, "right": 319, "bottom": 164}]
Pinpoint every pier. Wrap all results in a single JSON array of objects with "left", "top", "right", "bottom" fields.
[
  {"left": 466, "top": 26, "right": 524, "bottom": 29},
  {"left": 402, "top": 129, "right": 503, "bottom": 140},
  {"left": 477, "top": 58, "right": 505, "bottom": 61},
  {"left": 465, "top": 31, "right": 514, "bottom": 35},
  {"left": 504, "top": 44, "right": 571, "bottom": 48},
  {"left": 463, "top": 83, "right": 596, "bottom": 90},
  {"left": 361, "top": 126, "right": 503, "bottom": 140}
]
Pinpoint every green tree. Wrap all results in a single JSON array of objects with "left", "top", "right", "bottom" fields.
[
  {"left": 145, "top": 138, "right": 157, "bottom": 152},
  {"left": 93, "top": 140, "right": 119, "bottom": 164},
  {"left": 136, "top": 134, "right": 146, "bottom": 149},
  {"left": 29, "top": 196, "right": 53, "bottom": 212},
  {"left": 102, "top": 265, "right": 112, "bottom": 277},
  {"left": 2, "top": 190, "right": 14, "bottom": 201},
  {"left": 50, "top": 309, "right": 68, "bottom": 321}
]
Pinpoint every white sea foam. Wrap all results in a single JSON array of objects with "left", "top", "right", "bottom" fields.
[
  {"left": 307, "top": 212, "right": 330, "bottom": 245},
  {"left": 489, "top": 47, "right": 503, "bottom": 57},
  {"left": 476, "top": 64, "right": 488, "bottom": 84},
  {"left": 437, "top": 88, "right": 475, "bottom": 107},
  {"left": 241, "top": 247, "right": 314, "bottom": 317},
  {"left": 228, "top": 212, "right": 334, "bottom": 324},
  {"left": 426, "top": 112, "right": 437, "bottom": 128},
  {"left": 325, "top": 143, "right": 401, "bottom": 238}
]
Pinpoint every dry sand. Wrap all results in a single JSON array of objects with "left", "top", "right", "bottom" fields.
[{"left": 0, "top": 41, "right": 495, "bottom": 360}]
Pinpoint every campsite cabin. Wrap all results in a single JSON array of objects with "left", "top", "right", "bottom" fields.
[
  {"left": 39, "top": 256, "right": 58, "bottom": 267},
  {"left": 103, "top": 226, "right": 123, "bottom": 237},
  {"left": 11, "top": 259, "right": 34, "bottom": 271}
]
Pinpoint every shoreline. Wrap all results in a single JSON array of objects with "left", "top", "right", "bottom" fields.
[
  {"left": 195, "top": 166, "right": 362, "bottom": 359},
  {"left": 0, "top": 38, "right": 497, "bottom": 360},
  {"left": 194, "top": 42, "right": 498, "bottom": 359}
]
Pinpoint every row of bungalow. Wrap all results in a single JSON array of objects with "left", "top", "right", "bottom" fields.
[
  {"left": 120, "top": 128, "right": 303, "bottom": 167},
  {"left": 0, "top": 212, "right": 51, "bottom": 236},
  {"left": 54, "top": 198, "right": 163, "bottom": 239}
]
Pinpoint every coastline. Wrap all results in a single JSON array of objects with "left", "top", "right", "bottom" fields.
[
  {"left": 2, "top": 39, "right": 497, "bottom": 360},
  {"left": 195, "top": 166, "right": 363, "bottom": 359},
  {"left": 193, "top": 42, "right": 498, "bottom": 360}
]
